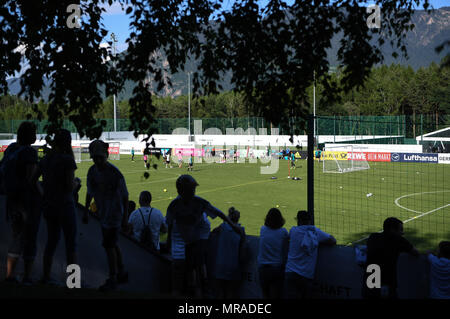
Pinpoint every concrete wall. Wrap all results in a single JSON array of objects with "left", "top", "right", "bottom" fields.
[{"left": 0, "top": 194, "right": 432, "bottom": 299}]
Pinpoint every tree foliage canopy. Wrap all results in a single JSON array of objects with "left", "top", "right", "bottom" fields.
[{"left": 0, "top": 0, "right": 432, "bottom": 139}]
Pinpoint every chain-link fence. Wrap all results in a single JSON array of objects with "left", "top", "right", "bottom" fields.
[
  {"left": 0, "top": 117, "right": 274, "bottom": 135},
  {"left": 312, "top": 115, "right": 450, "bottom": 251}
]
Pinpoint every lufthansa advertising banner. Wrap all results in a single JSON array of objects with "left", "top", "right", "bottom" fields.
[
  {"left": 390, "top": 152, "right": 438, "bottom": 163},
  {"left": 438, "top": 153, "right": 450, "bottom": 164}
]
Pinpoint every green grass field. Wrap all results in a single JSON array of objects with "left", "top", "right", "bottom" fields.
[{"left": 73, "top": 154, "right": 450, "bottom": 252}]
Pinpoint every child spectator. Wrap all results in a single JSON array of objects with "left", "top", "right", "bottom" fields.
[
  {"left": 363, "top": 217, "right": 419, "bottom": 299},
  {"left": 211, "top": 207, "right": 246, "bottom": 299},
  {"left": 166, "top": 175, "right": 243, "bottom": 298},
  {"left": 257, "top": 208, "right": 289, "bottom": 299},
  {"left": 128, "top": 191, "right": 167, "bottom": 251},
  {"left": 2, "top": 122, "right": 41, "bottom": 285},
  {"left": 38, "top": 129, "right": 78, "bottom": 285},
  {"left": 84, "top": 139, "right": 129, "bottom": 291},
  {"left": 285, "top": 210, "right": 336, "bottom": 298},
  {"left": 428, "top": 241, "right": 450, "bottom": 299}
]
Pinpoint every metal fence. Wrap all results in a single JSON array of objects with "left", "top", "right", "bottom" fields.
[
  {"left": 311, "top": 115, "right": 450, "bottom": 251},
  {"left": 1, "top": 114, "right": 447, "bottom": 137}
]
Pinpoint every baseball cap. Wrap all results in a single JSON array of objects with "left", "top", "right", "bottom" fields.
[
  {"left": 176, "top": 175, "right": 199, "bottom": 192},
  {"left": 89, "top": 140, "right": 109, "bottom": 158},
  {"left": 53, "top": 129, "right": 72, "bottom": 148}
]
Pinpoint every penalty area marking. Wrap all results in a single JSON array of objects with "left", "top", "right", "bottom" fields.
[{"left": 348, "top": 190, "right": 450, "bottom": 246}]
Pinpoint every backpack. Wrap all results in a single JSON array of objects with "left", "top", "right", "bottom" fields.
[
  {"left": 0, "top": 143, "right": 24, "bottom": 196},
  {"left": 139, "top": 208, "right": 155, "bottom": 249}
]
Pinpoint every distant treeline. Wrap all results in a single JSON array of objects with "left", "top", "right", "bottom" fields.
[{"left": 1, "top": 62, "right": 449, "bottom": 125}]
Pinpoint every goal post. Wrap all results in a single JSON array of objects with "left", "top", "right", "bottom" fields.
[
  {"left": 322, "top": 144, "right": 370, "bottom": 173},
  {"left": 108, "top": 142, "right": 120, "bottom": 161},
  {"left": 73, "top": 141, "right": 120, "bottom": 163}
]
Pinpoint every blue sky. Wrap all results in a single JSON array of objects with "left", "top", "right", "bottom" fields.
[{"left": 101, "top": 1, "right": 449, "bottom": 53}]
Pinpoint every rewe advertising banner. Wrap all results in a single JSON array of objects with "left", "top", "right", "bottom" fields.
[{"left": 347, "top": 152, "right": 391, "bottom": 162}]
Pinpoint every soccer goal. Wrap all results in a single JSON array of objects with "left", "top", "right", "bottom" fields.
[
  {"left": 73, "top": 142, "right": 120, "bottom": 163},
  {"left": 322, "top": 145, "right": 370, "bottom": 173}
]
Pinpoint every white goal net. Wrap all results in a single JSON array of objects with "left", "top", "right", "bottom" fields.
[
  {"left": 323, "top": 145, "right": 370, "bottom": 173},
  {"left": 73, "top": 142, "right": 120, "bottom": 163}
]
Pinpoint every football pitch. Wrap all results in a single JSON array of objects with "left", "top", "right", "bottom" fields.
[{"left": 74, "top": 155, "right": 450, "bottom": 252}]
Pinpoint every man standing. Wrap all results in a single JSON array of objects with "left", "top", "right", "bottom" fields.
[
  {"left": 285, "top": 210, "right": 336, "bottom": 298},
  {"left": 166, "top": 175, "right": 243, "bottom": 297},
  {"left": 84, "top": 140, "right": 129, "bottom": 291},
  {"left": 363, "top": 217, "right": 419, "bottom": 299},
  {"left": 128, "top": 191, "right": 167, "bottom": 251},
  {"left": 2, "top": 122, "right": 41, "bottom": 285}
]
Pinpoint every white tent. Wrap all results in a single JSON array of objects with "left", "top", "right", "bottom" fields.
[{"left": 416, "top": 126, "right": 450, "bottom": 153}]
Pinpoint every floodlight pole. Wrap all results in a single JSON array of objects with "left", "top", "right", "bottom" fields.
[
  {"left": 188, "top": 72, "right": 191, "bottom": 138},
  {"left": 111, "top": 33, "right": 118, "bottom": 132},
  {"left": 313, "top": 71, "right": 316, "bottom": 145},
  {"left": 307, "top": 114, "right": 315, "bottom": 225}
]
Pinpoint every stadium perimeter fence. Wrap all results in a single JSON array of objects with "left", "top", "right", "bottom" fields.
[
  {"left": 2, "top": 114, "right": 447, "bottom": 136},
  {"left": 310, "top": 115, "right": 449, "bottom": 251}
]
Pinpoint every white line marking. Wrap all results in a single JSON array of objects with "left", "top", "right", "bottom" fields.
[
  {"left": 349, "top": 190, "right": 450, "bottom": 246},
  {"left": 394, "top": 190, "right": 450, "bottom": 214}
]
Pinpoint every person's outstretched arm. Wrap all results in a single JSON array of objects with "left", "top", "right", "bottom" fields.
[
  {"left": 83, "top": 193, "right": 92, "bottom": 224},
  {"left": 206, "top": 205, "right": 244, "bottom": 237}
]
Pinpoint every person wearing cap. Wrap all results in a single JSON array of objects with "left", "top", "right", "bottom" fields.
[
  {"left": 166, "top": 174, "right": 244, "bottom": 298},
  {"left": 38, "top": 129, "right": 78, "bottom": 285},
  {"left": 84, "top": 139, "right": 129, "bottom": 291},
  {"left": 284, "top": 210, "right": 336, "bottom": 298}
]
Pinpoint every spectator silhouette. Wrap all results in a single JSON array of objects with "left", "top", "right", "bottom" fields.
[
  {"left": 127, "top": 200, "right": 136, "bottom": 223},
  {"left": 427, "top": 241, "right": 450, "bottom": 299},
  {"left": 38, "top": 129, "right": 78, "bottom": 285},
  {"left": 198, "top": 212, "right": 211, "bottom": 294},
  {"left": 168, "top": 218, "right": 187, "bottom": 297},
  {"left": 165, "top": 175, "right": 243, "bottom": 298},
  {"left": 211, "top": 207, "right": 246, "bottom": 299},
  {"left": 73, "top": 177, "right": 81, "bottom": 204},
  {"left": 84, "top": 140, "right": 129, "bottom": 291},
  {"left": 128, "top": 191, "right": 167, "bottom": 251},
  {"left": 1, "top": 121, "right": 41, "bottom": 285},
  {"left": 363, "top": 217, "right": 419, "bottom": 299},
  {"left": 285, "top": 210, "right": 336, "bottom": 298},
  {"left": 257, "top": 208, "right": 289, "bottom": 299}
]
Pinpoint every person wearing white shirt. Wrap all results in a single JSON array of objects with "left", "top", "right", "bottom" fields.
[
  {"left": 128, "top": 191, "right": 167, "bottom": 251},
  {"left": 257, "top": 208, "right": 289, "bottom": 299},
  {"left": 285, "top": 210, "right": 336, "bottom": 298},
  {"left": 428, "top": 241, "right": 450, "bottom": 299}
]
